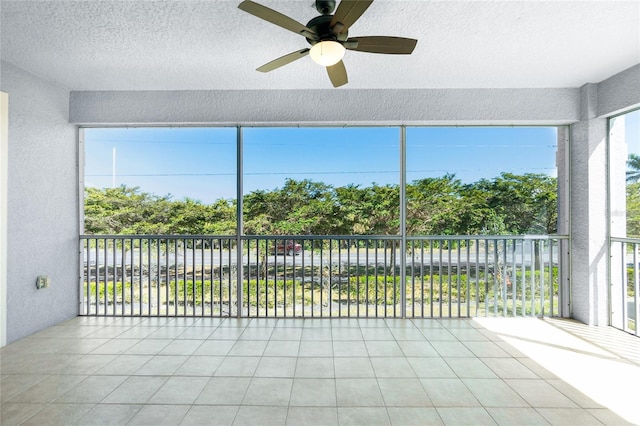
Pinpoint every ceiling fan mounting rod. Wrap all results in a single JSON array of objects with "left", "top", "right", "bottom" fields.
[{"left": 315, "top": 0, "right": 336, "bottom": 15}]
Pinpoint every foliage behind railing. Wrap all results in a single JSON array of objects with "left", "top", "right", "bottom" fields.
[{"left": 80, "top": 234, "right": 568, "bottom": 318}]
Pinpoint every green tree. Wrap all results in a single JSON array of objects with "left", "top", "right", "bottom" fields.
[
  {"left": 243, "top": 179, "right": 338, "bottom": 235},
  {"left": 470, "top": 173, "right": 557, "bottom": 234},
  {"left": 627, "top": 182, "right": 640, "bottom": 237},
  {"left": 84, "top": 186, "right": 173, "bottom": 234},
  {"left": 627, "top": 153, "right": 640, "bottom": 183},
  {"left": 406, "top": 174, "right": 465, "bottom": 235},
  {"left": 84, "top": 186, "right": 236, "bottom": 235},
  {"left": 84, "top": 173, "right": 558, "bottom": 237}
]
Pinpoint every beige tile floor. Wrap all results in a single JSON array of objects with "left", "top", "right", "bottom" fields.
[{"left": 1, "top": 316, "right": 638, "bottom": 426}]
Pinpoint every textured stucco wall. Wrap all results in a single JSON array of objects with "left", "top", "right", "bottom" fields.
[
  {"left": 597, "top": 64, "right": 640, "bottom": 117},
  {"left": 0, "top": 61, "right": 79, "bottom": 343},
  {"left": 570, "top": 84, "right": 609, "bottom": 325},
  {"left": 70, "top": 88, "right": 580, "bottom": 126}
]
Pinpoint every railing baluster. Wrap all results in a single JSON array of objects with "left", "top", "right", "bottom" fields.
[
  {"left": 457, "top": 241, "right": 461, "bottom": 317},
  {"left": 411, "top": 239, "right": 416, "bottom": 318},
  {"left": 510, "top": 239, "right": 516, "bottom": 317},
  {"left": 520, "top": 238, "right": 525, "bottom": 316},
  {"left": 529, "top": 239, "right": 534, "bottom": 317},
  {"left": 353, "top": 238, "right": 357, "bottom": 317},
  {"left": 266, "top": 239, "right": 270, "bottom": 318},
  {"left": 300, "top": 238, "right": 305, "bottom": 318},
  {"left": 438, "top": 241, "right": 443, "bottom": 317},
  {"left": 635, "top": 242, "right": 639, "bottom": 336},
  {"left": 374, "top": 240, "right": 379, "bottom": 317},
  {"left": 628, "top": 242, "right": 633, "bottom": 333},
  {"left": 384, "top": 240, "right": 389, "bottom": 318},
  {"left": 393, "top": 238, "right": 398, "bottom": 318},
  {"left": 136, "top": 239, "right": 141, "bottom": 316},
  {"left": 551, "top": 238, "right": 556, "bottom": 316},
  {"left": 346, "top": 239, "right": 350, "bottom": 317},
  {"left": 319, "top": 240, "right": 324, "bottom": 318},
  {"left": 154, "top": 238, "right": 158, "bottom": 316},
  {"left": 228, "top": 238, "right": 233, "bottom": 317},
  {"left": 200, "top": 240, "right": 204, "bottom": 317},
  {"left": 283, "top": 239, "right": 287, "bottom": 317},
  {"left": 483, "top": 239, "right": 488, "bottom": 317},
  {"left": 94, "top": 238, "right": 99, "bottom": 315},
  {"left": 98, "top": 238, "right": 109, "bottom": 315},
  {"left": 430, "top": 239, "right": 434, "bottom": 317},
  {"left": 501, "top": 238, "right": 507, "bottom": 317},
  {"left": 173, "top": 239, "right": 177, "bottom": 317},
  {"left": 191, "top": 238, "right": 195, "bottom": 317},
  {"left": 83, "top": 238, "right": 88, "bottom": 315},
  {"left": 365, "top": 240, "right": 370, "bottom": 318},
  {"left": 120, "top": 237, "right": 124, "bottom": 316},
  {"left": 539, "top": 239, "right": 545, "bottom": 316},
  {"left": 465, "top": 239, "right": 471, "bottom": 317},
  {"left": 162, "top": 238, "right": 167, "bottom": 317},
  {"left": 309, "top": 239, "right": 314, "bottom": 318},
  {"left": 447, "top": 241, "right": 452, "bottom": 318},
  {"left": 475, "top": 239, "right": 481, "bottom": 316},
  {"left": 339, "top": 239, "right": 344, "bottom": 317},
  {"left": 421, "top": 240, "right": 426, "bottom": 318}
]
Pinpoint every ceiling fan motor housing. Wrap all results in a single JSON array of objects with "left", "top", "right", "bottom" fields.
[{"left": 305, "top": 15, "right": 348, "bottom": 45}]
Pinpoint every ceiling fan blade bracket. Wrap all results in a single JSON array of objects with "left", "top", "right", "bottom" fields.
[
  {"left": 238, "top": 0, "right": 317, "bottom": 38},
  {"left": 331, "top": 22, "right": 345, "bottom": 35},
  {"left": 330, "top": 0, "right": 374, "bottom": 33},
  {"left": 343, "top": 39, "right": 358, "bottom": 49},
  {"left": 301, "top": 29, "right": 319, "bottom": 41}
]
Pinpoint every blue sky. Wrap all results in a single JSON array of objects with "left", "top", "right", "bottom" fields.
[{"left": 84, "top": 115, "right": 639, "bottom": 204}]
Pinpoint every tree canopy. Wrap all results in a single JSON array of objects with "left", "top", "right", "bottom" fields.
[
  {"left": 84, "top": 173, "right": 558, "bottom": 236},
  {"left": 627, "top": 153, "right": 640, "bottom": 183}
]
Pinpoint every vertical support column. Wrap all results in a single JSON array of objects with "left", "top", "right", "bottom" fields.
[
  {"left": 570, "top": 83, "right": 609, "bottom": 325},
  {"left": 556, "top": 126, "right": 571, "bottom": 317},
  {"left": 236, "top": 127, "right": 244, "bottom": 317},
  {"left": 0, "top": 92, "right": 8, "bottom": 347},
  {"left": 400, "top": 126, "right": 407, "bottom": 318},
  {"left": 78, "top": 129, "right": 86, "bottom": 315},
  {"left": 609, "top": 115, "right": 628, "bottom": 329}
]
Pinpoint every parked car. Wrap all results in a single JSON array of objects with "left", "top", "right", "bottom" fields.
[{"left": 271, "top": 240, "right": 302, "bottom": 256}]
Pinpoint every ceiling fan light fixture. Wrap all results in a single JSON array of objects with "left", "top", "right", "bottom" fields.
[{"left": 309, "top": 40, "right": 345, "bottom": 66}]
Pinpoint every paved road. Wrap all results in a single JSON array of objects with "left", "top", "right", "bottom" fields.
[{"left": 84, "top": 247, "right": 559, "bottom": 268}]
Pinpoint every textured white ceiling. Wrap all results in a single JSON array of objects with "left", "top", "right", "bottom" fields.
[{"left": 1, "top": 1, "right": 639, "bottom": 91}]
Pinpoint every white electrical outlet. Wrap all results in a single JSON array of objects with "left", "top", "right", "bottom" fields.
[{"left": 36, "top": 276, "right": 50, "bottom": 289}]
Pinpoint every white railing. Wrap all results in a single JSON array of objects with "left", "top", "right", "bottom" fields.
[
  {"left": 610, "top": 237, "right": 639, "bottom": 336},
  {"left": 80, "top": 234, "right": 569, "bottom": 318}
]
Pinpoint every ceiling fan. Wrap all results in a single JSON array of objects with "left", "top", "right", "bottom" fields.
[{"left": 237, "top": 0, "right": 418, "bottom": 87}]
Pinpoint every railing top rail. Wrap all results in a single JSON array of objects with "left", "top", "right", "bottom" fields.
[
  {"left": 80, "top": 234, "right": 236, "bottom": 239},
  {"left": 80, "top": 234, "right": 568, "bottom": 241},
  {"left": 80, "top": 234, "right": 403, "bottom": 241},
  {"left": 407, "top": 234, "right": 568, "bottom": 241},
  {"left": 611, "top": 236, "right": 640, "bottom": 244}
]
